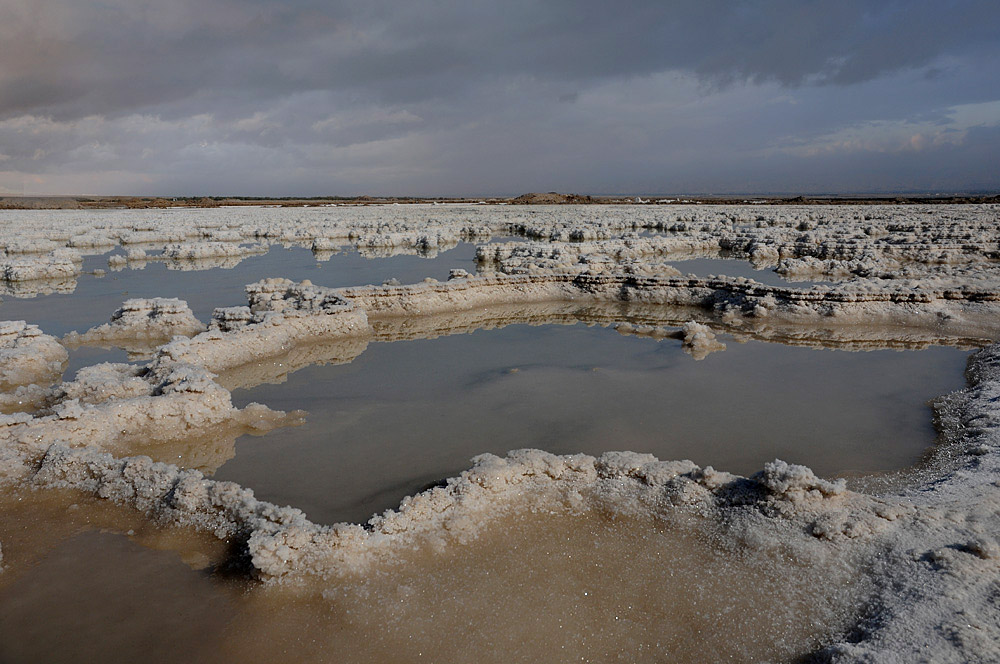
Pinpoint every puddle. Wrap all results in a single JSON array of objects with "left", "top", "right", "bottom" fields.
[
  {"left": 666, "top": 257, "right": 831, "bottom": 288},
  {"left": 219, "top": 509, "right": 865, "bottom": 664},
  {"left": 62, "top": 346, "right": 132, "bottom": 381},
  {"left": 217, "top": 322, "right": 969, "bottom": 525}
]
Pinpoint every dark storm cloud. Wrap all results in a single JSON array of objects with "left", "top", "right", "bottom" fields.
[
  {"left": 0, "top": 0, "right": 997, "bottom": 194},
  {"left": 2, "top": 0, "right": 997, "bottom": 120}
]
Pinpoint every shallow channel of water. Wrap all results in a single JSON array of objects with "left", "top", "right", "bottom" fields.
[
  {"left": 666, "top": 257, "right": 831, "bottom": 287},
  {"left": 0, "top": 243, "right": 482, "bottom": 336}
]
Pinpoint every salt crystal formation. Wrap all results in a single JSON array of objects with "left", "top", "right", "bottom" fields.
[
  {"left": 0, "top": 320, "right": 67, "bottom": 414},
  {"left": 0, "top": 203, "right": 999, "bottom": 661},
  {"left": 680, "top": 320, "right": 726, "bottom": 360},
  {"left": 0, "top": 321, "right": 67, "bottom": 391},
  {"left": 63, "top": 298, "right": 207, "bottom": 356}
]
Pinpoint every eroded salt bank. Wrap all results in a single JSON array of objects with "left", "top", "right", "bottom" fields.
[{"left": 0, "top": 203, "right": 999, "bottom": 662}]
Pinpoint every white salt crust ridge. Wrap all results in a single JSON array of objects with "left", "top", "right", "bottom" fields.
[
  {"left": 813, "top": 345, "right": 1000, "bottom": 662},
  {"left": 25, "top": 442, "right": 871, "bottom": 578},
  {"left": 63, "top": 298, "right": 207, "bottom": 353},
  {"left": 334, "top": 273, "right": 1000, "bottom": 345},
  {"left": 161, "top": 242, "right": 268, "bottom": 261},
  {"left": 0, "top": 248, "right": 82, "bottom": 287},
  {"left": 148, "top": 269, "right": 1000, "bottom": 389},
  {"left": 0, "top": 352, "right": 295, "bottom": 476},
  {"left": 0, "top": 322, "right": 67, "bottom": 415},
  {"left": 607, "top": 320, "right": 726, "bottom": 360},
  {"left": 680, "top": 321, "right": 726, "bottom": 360},
  {"left": 161, "top": 279, "right": 369, "bottom": 375}
]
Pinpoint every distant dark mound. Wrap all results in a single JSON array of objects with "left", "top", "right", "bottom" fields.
[
  {"left": 0, "top": 196, "right": 85, "bottom": 209},
  {"left": 510, "top": 192, "right": 596, "bottom": 205}
]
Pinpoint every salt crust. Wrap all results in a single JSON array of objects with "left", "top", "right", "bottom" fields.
[
  {"left": 0, "top": 321, "right": 67, "bottom": 391},
  {"left": 1, "top": 205, "right": 1000, "bottom": 660},
  {"left": 0, "top": 249, "right": 82, "bottom": 292},
  {"left": 63, "top": 298, "right": 207, "bottom": 354},
  {"left": 680, "top": 321, "right": 726, "bottom": 360},
  {"left": 0, "top": 203, "right": 996, "bottom": 295},
  {"left": 609, "top": 320, "right": 726, "bottom": 359}
]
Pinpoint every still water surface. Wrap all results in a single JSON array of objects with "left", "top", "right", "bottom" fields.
[{"left": 220, "top": 322, "right": 968, "bottom": 525}]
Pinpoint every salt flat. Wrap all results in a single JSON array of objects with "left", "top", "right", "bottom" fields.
[{"left": 1, "top": 203, "right": 999, "bottom": 662}]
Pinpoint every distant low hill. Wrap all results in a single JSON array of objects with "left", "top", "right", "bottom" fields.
[{"left": 510, "top": 192, "right": 597, "bottom": 204}]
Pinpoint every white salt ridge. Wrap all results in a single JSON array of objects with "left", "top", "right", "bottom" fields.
[
  {"left": 161, "top": 242, "right": 268, "bottom": 261},
  {"left": 608, "top": 320, "right": 726, "bottom": 360},
  {"left": 160, "top": 279, "right": 368, "bottom": 376},
  {"left": 0, "top": 248, "right": 82, "bottom": 283},
  {"left": 680, "top": 320, "right": 726, "bottom": 360},
  {"left": 0, "top": 348, "right": 294, "bottom": 477},
  {"left": 63, "top": 298, "right": 206, "bottom": 355},
  {"left": 814, "top": 345, "right": 1000, "bottom": 661},
  {"left": 0, "top": 322, "right": 67, "bottom": 416}
]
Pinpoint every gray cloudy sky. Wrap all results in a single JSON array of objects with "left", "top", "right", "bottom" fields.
[{"left": 1, "top": 0, "right": 998, "bottom": 196}]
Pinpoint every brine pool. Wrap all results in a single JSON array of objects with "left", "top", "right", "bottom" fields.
[
  {"left": 220, "top": 323, "right": 966, "bottom": 525},
  {"left": 0, "top": 238, "right": 977, "bottom": 663}
]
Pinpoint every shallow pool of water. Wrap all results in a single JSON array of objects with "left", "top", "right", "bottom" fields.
[{"left": 218, "top": 321, "right": 968, "bottom": 525}]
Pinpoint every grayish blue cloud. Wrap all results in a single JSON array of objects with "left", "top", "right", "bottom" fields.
[{"left": 0, "top": 0, "right": 997, "bottom": 195}]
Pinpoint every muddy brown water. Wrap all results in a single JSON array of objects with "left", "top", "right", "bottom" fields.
[{"left": 0, "top": 496, "right": 865, "bottom": 664}]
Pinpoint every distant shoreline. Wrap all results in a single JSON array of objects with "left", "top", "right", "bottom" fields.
[{"left": 1, "top": 191, "right": 998, "bottom": 210}]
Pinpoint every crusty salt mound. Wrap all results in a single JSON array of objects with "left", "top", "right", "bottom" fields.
[
  {"left": 1, "top": 203, "right": 1000, "bottom": 661},
  {"left": 63, "top": 298, "right": 206, "bottom": 357},
  {"left": 0, "top": 321, "right": 67, "bottom": 391},
  {"left": 0, "top": 321, "right": 67, "bottom": 415},
  {"left": 680, "top": 320, "right": 726, "bottom": 359}
]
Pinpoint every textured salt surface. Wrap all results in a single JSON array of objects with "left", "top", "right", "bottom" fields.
[{"left": 0, "top": 204, "right": 999, "bottom": 662}]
